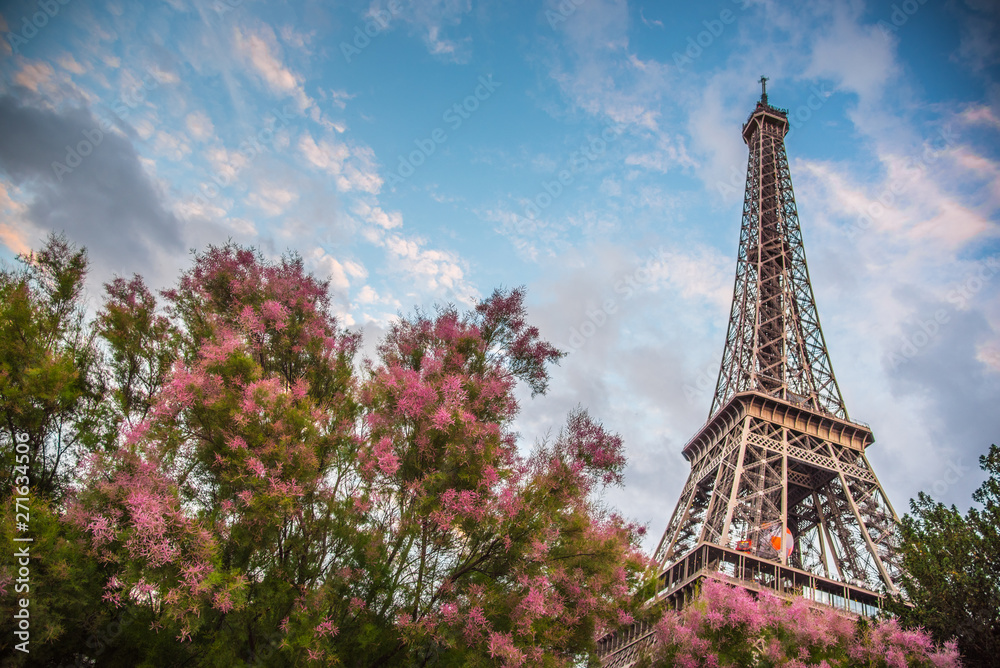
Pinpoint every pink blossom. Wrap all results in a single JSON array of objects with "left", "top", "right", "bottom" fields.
[
  {"left": 213, "top": 590, "right": 234, "bottom": 612},
  {"left": 430, "top": 406, "right": 454, "bottom": 431},
  {"left": 260, "top": 299, "right": 288, "bottom": 328},
  {"left": 487, "top": 631, "right": 525, "bottom": 667},
  {"left": 373, "top": 437, "right": 400, "bottom": 476},
  {"left": 464, "top": 605, "right": 489, "bottom": 642},
  {"left": 520, "top": 586, "right": 546, "bottom": 618},
  {"left": 246, "top": 457, "right": 266, "bottom": 478},
  {"left": 652, "top": 580, "right": 961, "bottom": 668},
  {"left": 353, "top": 494, "right": 372, "bottom": 514},
  {"left": 315, "top": 617, "right": 338, "bottom": 638},
  {"left": 441, "top": 602, "right": 460, "bottom": 623},
  {"left": 87, "top": 515, "right": 117, "bottom": 546}
]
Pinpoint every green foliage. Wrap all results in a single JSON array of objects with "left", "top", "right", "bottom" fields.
[
  {"left": 97, "top": 274, "right": 178, "bottom": 427},
  {"left": 0, "top": 233, "right": 103, "bottom": 501},
  {"left": 0, "top": 235, "right": 116, "bottom": 666},
  {"left": 0, "top": 492, "right": 114, "bottom": 666},
  {"left": 889, "top": 444, "right": 1000, "bottom": 667}
]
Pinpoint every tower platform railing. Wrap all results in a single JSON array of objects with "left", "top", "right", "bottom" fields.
[{"left": 655, "top": 541, "right": 885, "bottom": 617}]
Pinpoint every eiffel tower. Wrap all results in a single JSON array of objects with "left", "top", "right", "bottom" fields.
[{"left": 598, "top": 79, "right": 904, "bottom": 667}]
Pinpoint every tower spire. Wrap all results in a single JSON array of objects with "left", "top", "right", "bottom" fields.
[{"left": 759, "top": 74, "right": 768, "bottom": 105}]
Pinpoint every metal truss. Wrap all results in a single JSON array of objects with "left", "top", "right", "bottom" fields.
[
  {"left": 599, "top": 83, "right": 903, "bottom": 668},
  {"left": 653, "top": 396, "right": 902, "bottom": 594},
  {"left": 710, "top": 91, "right": 846, "bottom": 420}
]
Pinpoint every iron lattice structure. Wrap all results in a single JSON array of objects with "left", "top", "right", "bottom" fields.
[
  {"left": 710, "top": 83, "right": 846, "bottom": 421},
  {"left": 598, "top": 80, "right": 904, "bottom": 668}
]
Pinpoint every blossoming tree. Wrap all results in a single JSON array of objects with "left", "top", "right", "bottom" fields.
[{"left": 55, "top": 243, "right": 650, "bottom": 666}]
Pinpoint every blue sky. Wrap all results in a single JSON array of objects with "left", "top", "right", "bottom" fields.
[{"left": 1, "top": 0, "right": 998, "bottom": 551}]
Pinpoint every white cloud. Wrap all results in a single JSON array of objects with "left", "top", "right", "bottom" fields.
[
  {"left": 133, "top": 117, "right": 156, "bottom": 141},
  {"left": 354, "top": 200, "right": 402, "bottom": 229},
  {"left": 977, "top": 340, "right": 1000, "bottom": 372},
  {"left": 206, "top": 146, "right": 248, "bottom": 182},
  {"left": 798, "top": 147, "right": 997, "bottom": 251},
  {"left": 305, "top": 247, "right": 367, "bottom": 292},
  {"left": 684, "top": 74, "right": 752, "bottom": 203},
  {"left": 299, "top": 132, "right": 348, "bottom": 171},
  {"left": 367, "top": 229, "right": 476, "bottom": 303},
  {"left": 153, "top": 130, "right": 191, "bottom": 161},
  {"left": 802, "top": 6, "right": 898, "bottom": 101},
  {"left": 149, "top": 65, "right": 180, "bottom": 85},
  {"left": 640, "top": 7, "right": 663, "bottom": 29},
  {"left": 56, "top": 54, "right": 87, "bottom": 75},
  {"left": 14, "top": 60, "right": 56, "bottom": 94},
  {"left": 484, "top": 206, "right": 563, "bottom": 262},
  {"left": 623, "top": 133, "right": 694, "bottom": 173},
  {"left": 279, "top": 24, "right": 314, "bottom": 51},
  {"left": 599, "top": 177, "right": 622, "bottom": 196},
  {"left": 174, "top": 195, "right": 228, "bottom": 222},
  {"left": 426, "top": 24, "right": 467, "bottom": 57},
  {"left": 954, "top": 0, "right": 1000, "bottom": 72},
  {"left": 298, "top": 131, "right": 383, "bottom": 194},
  {"left": 647, "top": 245, "right": 733, "bottom": 309},
  {"left": 224, "top": 217, "right": 257, "bottom": 236},
  {"left": 958, "top": 104, "right": 1000, "bottom": 130},
  {"left": 357, "top": 284, "right": 379, "bottom": 304},
  {"left": 233, "top": 23, "right": 313, "bottom": 113},
  {"left": 543, "top": 0, "right": 670, "bottom": 130},
  {"left": 385, "top": 0, "right": 474, "bottom": 62},
  {"left": 328, "top": 88, "right": 354, "bottom": 111},
  {"left": 185, "top": 111, "right": 215, "bottom": 141},
  {"left": 247, "top": 185, "right": 299, "bottom": 217},
  {"left": 337, "top": 144, "right": 382, "bottom": 194}
]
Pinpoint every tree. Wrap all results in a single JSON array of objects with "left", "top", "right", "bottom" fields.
[
  {"left": 645, "top": 579, "right": 960, "bottom": 668},
  {"left": 0, "top": 233, "right": 103, "bottom": 502},
  {"left": 96, "top": 274, "right": 178, "bottom": 434},
  {"left": 890, "top": 444, "right": 1000, "bottom": 667},
  {"left": 49, "top": 243, "right": 649, "bottom": 666},
  {"left": 0, "top": 235, "right": 121, "bottom": 665}
]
